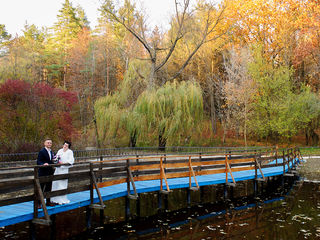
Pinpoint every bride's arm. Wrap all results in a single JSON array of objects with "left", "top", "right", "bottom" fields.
[{"left": 66, "top": 150, "right": 74, "bottom": 165}]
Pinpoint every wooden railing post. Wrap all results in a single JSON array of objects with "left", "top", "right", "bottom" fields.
[
  {"left": 33, "top": 166, "right": 51, "bottom": 225},
  {"left": 88, "top": 161, "right": 105, "bottom": 213},
  {"left": 126, "top": 159, "right": 130, "bottom": 196},
  {"left": 33, "top": 166, "right": 39, "bottom": 219},
  {"left": 99, "top": 156, "right": 103, "bottom": 182},
  {"left": 275, "top": 146, "right": 278, "bottom": 166},
  {"left": 160, "top": 157, "right": 163, "bottom": 192},
  {"left": 159, "top": 156, "right": 170, "bottom": 193},
  {"left": 126, "top": 158, "right": 138, "bottom": 199},
  {"left": 225, "top": 154, "right": 228, "bottom": 184},
  {"left": 287, "top": 149, "right": 290, "bottom": 170},
  {"left": 188, "top": 155, "right": 199, "bottom": 190},
  {"left": 296, "top": 147, "right": 302, "bottom": 163},
  {"left": 254, "top": 157, "right": 257, "bottom": 179},
  {"left": 189, "top": 156, "right": 192, "bottom": 188},
  {"left": 293, "top": 148, "right": 297, "bottom": 167},
  {"left": 134, "top": 155, "right": 139, "bottom": 177},
  {"left": 89, "top": 163, "right": 94, "bottom": 205},
  {"left": 282, "top": 150, "right": 285, "bottom": 175},
  {"left": 254, "top": 157, "right": 265, "bottom": 181}
]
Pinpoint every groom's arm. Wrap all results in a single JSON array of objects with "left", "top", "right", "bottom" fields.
[{"left": 37, "top": 150, "right": 48, "bottom": 165}]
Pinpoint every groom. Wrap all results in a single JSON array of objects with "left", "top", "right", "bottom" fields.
[{"left": 37, "top": 138, "right": 55, "bottom": 206}]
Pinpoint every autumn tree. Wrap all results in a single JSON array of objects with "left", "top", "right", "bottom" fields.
[
  {"left": 0, "top": 24, "right": 46, "bottom": 83},
  {"left": 0, "top": 24, "right": 11, "bottom": 81},
  {"left": 0, "top": 24, "right": 11, "bottom": 48},
  {"left": 20, "top": 24, "right": 47, "bottom": 82},
  {"left": 100, "top": 0, "right": 228, "bottom": 88},
  {"left": 223, "top": 46, "right": 255, "bottom": 146},
  {"left": 293, "top": 0, "right": 320, "bottom": 91},
  {"left": 67, "top": 28, "right": 95, "bottom": 129},
  {"left": 47, "top": 0, "right": 87, "bottom": 87},
  {"left": 0, "top": 79, "right": 77, "bottom": 153},
  {"left": 97, "top": 0, "right": 145, "bottom": 75}
]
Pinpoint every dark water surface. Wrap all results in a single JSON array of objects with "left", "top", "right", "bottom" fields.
[{"left": 82, "top": 178, "right": 320, "bottom": 240}]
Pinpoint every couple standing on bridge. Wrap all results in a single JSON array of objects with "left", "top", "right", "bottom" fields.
[{"left": 37, "top": 138, "right": 74, "bottom": 207}]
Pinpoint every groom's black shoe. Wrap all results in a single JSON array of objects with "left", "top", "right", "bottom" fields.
[{"left": 46, "top": 202, "right": 56, "bottom": 207}]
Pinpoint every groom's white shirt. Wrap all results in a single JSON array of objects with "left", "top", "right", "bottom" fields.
[{"left": 45, "top": 147, "right": 51, "bottom": 160}]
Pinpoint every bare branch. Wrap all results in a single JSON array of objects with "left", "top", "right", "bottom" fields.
[
  {"left": 101, "top": 5, "right": 153, "bottom": 58},
  {"left": 154, "top": 0, "right": 190, "bottom": 72},
  {"left": 170, "top": 4, "right": 228, "bottom": 80}
]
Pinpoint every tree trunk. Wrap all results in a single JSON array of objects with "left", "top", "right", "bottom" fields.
[
  {"left": 222, "top": 120, "right": 226, "bottom": 144},
  {"left": 306, "top": 128, "right": 319, "bottom": 146},
  {"left": 149, "top": 58, "right": 156, "bottom": 89},
  {"left": 129, "top": 129, "right": 137, "bottom": 148},
  {"left": 93, "top": 116, "right": 101, "bottom": 148},
  {"left": 244, "top": 103, "right": 247, "bottom": 148},
  {"left": 210, "top": 87, "right": 217, "bottom": 134},
  {"left": 106, "top": 55, "right": 110, "bottom": 96},
  {"left": 63, "top": 65, "right": 67, "bottom": 89},
  {"left": 158, "top": 128, "right": 167, "bottom": 151}
]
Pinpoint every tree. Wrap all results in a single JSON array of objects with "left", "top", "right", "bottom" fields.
[
  {"left": 248, "top": 46, "right": 320, "bottom": 142},
  {"left": 248, "top": 46, "right": 294, "bottom": 140},
  {"left": 98, "top": 0, "right": 146, "bottom": 73},
  {"left": 293, "top": 0, "right": 320, "bottom": 91},
  {"left": 0, "top": 24, "right": 46, "bottom": 83},
  {"left": 75, "top": 4, "right": 90, "bottom": 28},
  {"left": 47, "top": 0, "right": 87, "bottom": 87},
  {"left": 94, "top": 60, "right": 149, "bottom": 147},
  {"left": 290, "top": 87, "right": 320, "bottom": 145},
  {"left": 0, "top": 79, "right": 77, "bottom": 153},
  {"left": 0, "top": 24, "right": 11, "bottom": 47},
  {"left": 20, "top": 23, "right": 47, "bottom": 82},
  {"left": 67, "top": 28, "right": 101, "bottom": 129},
  {"left": 223, "top": 46, "right": 255, "bottom": 147},
  {"left": 100, "top": 0, "right": 228, "bottom": 88},
  {"left": 135, "top": 81, "right": 203, "bottom": 149}
]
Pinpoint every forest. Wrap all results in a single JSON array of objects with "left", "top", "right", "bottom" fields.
[{"left": 1, "top": 0, "right": 320, "bottom": 153}]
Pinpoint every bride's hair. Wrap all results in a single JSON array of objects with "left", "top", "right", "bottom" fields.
[{"left": 64, "top": 141, "right": 72, "bottom": 148}]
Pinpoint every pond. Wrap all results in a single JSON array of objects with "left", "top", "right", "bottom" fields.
[
  {"left": 79, "top": 178, "right": 320, "bottom": 240},
  {"left": 1, "top": 158, "right": 319, "bottom": 240}
]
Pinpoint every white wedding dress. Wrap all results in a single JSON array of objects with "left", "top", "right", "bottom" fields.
[{"left": 51, "top": 148, "right": 74, "bottom": 204}]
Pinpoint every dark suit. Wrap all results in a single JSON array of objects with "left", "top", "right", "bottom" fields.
[{"left": 37, "top": 148, "right": 54, "bottom": 204}]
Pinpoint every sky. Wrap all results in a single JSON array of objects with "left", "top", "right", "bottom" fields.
[{"left": 0, "top": 0, "right": 191, "bottom": 36}]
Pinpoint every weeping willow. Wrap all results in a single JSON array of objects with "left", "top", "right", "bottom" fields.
[
  {"left": 95, "top": 60, "right": 203, "bottom": 148},
  {"left": 135, "top": 80, "right": 203, "bottom": 149},
  {"left": 94, "top": 60, "right": 149, "bottom": 146}
]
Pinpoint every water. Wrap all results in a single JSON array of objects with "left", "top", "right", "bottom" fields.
[
  {"left": 1, "top": 161, "right": 320, "bottom": 239},
  {"left": 79, "top": 178, "right": 320, "bottom": 240}
]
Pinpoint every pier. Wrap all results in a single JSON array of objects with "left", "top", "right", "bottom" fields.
[{"left": 0, "top": 147, "right": 302, "bottom": 237}]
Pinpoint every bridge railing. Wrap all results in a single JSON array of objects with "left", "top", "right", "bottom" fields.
[
  {"left": 0, "top": 147, "right": 301, "bottom": 225},
  {"left": 0, "top": 146, "right": 275, "bottom": 165}
]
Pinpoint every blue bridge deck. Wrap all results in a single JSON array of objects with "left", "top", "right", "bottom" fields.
[{"left": 0, "top": 158, "right": 298, "bottom": 227}]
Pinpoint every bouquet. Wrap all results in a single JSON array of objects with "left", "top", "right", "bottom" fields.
[{"left": 53, "top": 155, "right": 61, "bottom": 164}]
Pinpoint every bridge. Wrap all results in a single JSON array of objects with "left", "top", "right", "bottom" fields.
[{"left": 0, "top": 147, "right": 301, "bottom": 231}]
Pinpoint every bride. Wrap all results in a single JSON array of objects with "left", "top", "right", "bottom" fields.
[{"left": 51, "top": 141, "right": 74, "bottom": 205}]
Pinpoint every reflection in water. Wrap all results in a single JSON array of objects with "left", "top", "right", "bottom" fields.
[
  {"left": 1, "top": 175, "right": 320, "bottom": 240},
  {"left": 76, "top": 176, "right": 320, "bottom": 240}
]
